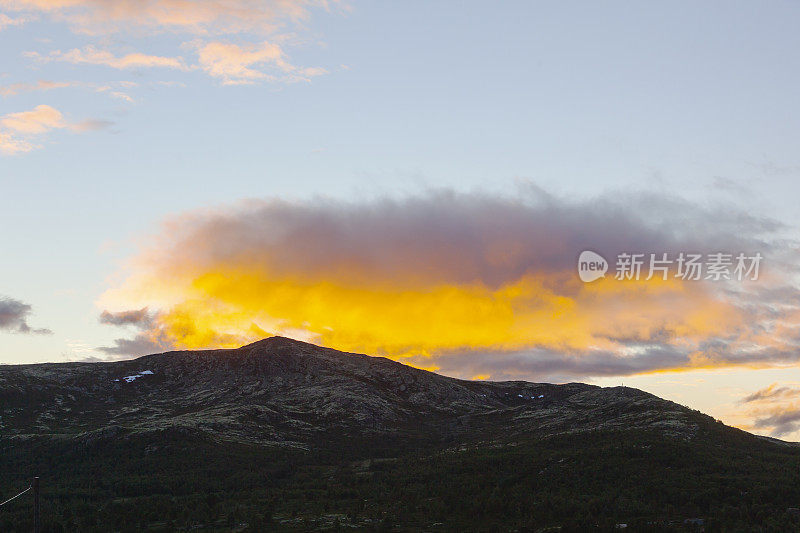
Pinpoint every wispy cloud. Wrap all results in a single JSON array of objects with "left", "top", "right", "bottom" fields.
[
  {"left": 7, "top": 0, "right": 332, "bottom": 87},
  {"left": 1, "top": 0, "right": 330, "bottom": 34},
  {"left": 99, "top": 307, "right": 151, "bottom": 327},
  {"left": 94, "top": 84, "right": 134, "bottom": 102},
  {"left": 0, "top": 103, "right": 111, "bottom": 155},
  {"left": 194, "top": 40, "right": 326, "bottom": 85},
  {"left": 743, "top": 384, "right": 800, "bottom": 403},
  {"left": 0, "top": 12, "right": 28, "bottom": 30},
  {"left": 739, "top": 384, "right": 800, "bottom": 437},
  {"left": 27, "top": 46, "right": 188, "bottom": 70},
  {"left": 0, "top": 80, "right": 74, "bottom": 97},
  {"left": 0, "top": 295, "right": 52, "bottom": 334},
  {"left": 1, "top": 79, "right": 138, "bottom": 102}
]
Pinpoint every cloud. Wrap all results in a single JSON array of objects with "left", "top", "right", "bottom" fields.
[
  {"left": 27, "top": 46, "right": 188, "bottom": 70},
  {"left": 24, "top": 41, "right": 325, "bottom": 85},
  {"left": 97, "top": 334, "right": 169, "bottom": 357},
  {"left": 71, "top": 118, "right": 113, "bottom": 132},
  {"left": 0, "top": 80, "right": 135, "bottom": 102},
  {"left": 742, "top": 384, "right": 800, "bottom": 403},
  {"left": 1, "top": 103, "right": 66, "bottom": 133},
  {"left": 99, "top": 307, "right": 151, "bottom": 326},
  {"left": 195, "top": 40, "right": 326, "bottom": 85},
  {"left": 0, "top": 296, "right": 52, "bottom": 334},
  {"left": 0, "top": 103, "right": 111, "bottom": 155},
  {"left": 0, "top": 132, "right": 36, "bottom": 155},
  {"left": 94, "top": 85, "right": 134, "bottom": 102},
  {"left": 0, "top": 80, "right": 74, "bottom": 97},
  {"left": 0, "top": 12, "right": 28, "bottom": 30},
  {"left": 1, "top": 0, "right": 330, "bottom": 34},
  {"left": 8, "top": 0, "right": 332, "bottom": 86},
  {"left": 97, "top": 308, "right": 180, "bottom": 356},
  {"left": 97, "top": 188, "right": 800, "bottom": 378},
  {"left": 735, "top": 384, "right": 800, "bottom": 438},
  {"left": 751, "top": 406, "right": 800, "bottom": 437}
]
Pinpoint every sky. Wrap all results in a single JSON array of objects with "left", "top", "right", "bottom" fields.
[{"left": 3, "top": 1, "right": 800, "bottom": 440}]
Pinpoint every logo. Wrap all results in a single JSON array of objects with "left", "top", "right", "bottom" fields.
[{"left": 578, "top": 250, "right": 608, "bottom": 282}]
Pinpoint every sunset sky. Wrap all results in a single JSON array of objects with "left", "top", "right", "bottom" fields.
[{"left": 3, "top": 1, "right": 800, "bottom": 440}]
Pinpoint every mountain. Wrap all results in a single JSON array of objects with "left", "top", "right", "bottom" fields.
[{"left": 1, "top": 337, "right": 799, "bottom": 531}]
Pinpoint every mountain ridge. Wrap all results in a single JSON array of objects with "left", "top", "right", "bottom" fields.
[
  {"left": 4, "top": 337, "right": 800, "bottom": 531},
  {"left": 1, "top": 335, "right": 709, "bottom": 450}
]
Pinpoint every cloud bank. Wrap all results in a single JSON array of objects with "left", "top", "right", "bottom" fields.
[{"left": 98, "top": 188, "right": 800, "bottom": 379}]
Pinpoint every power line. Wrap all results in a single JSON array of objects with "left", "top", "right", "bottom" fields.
[{"left": 0, "top": 485, "right": 31, "bottom": 507}]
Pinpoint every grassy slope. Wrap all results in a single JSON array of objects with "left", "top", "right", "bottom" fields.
[{"left": 2, "top": 420, "right": 800, "bottom": 532}]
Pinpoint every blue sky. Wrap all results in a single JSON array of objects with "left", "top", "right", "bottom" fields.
[{"left": 3, "top": 1, "right": 800, "bottom": 438}]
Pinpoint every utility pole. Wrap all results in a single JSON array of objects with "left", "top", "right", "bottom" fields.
[{"left": 33, "top": 477, "right": 40, "bottom": 533}]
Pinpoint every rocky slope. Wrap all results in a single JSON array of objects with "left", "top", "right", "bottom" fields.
[{"left": 1, "top": 336, "right": 703, "bottom": 449}]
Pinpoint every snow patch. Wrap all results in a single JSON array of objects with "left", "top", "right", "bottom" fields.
[{"left": 114, "top": 370, "right": 154, "bottom": 383}]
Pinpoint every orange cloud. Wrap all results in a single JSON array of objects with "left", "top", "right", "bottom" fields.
[
  {"left": 7, "top": 0, "right": 332, "bottom": 87},
  {"left": 195, "top": 40, "right": 326, "bottom": 85},
  {"left": 1, "top": 103, "right": 66, "bottom": 133},
  {"left": 0, "top": 103, "right": 110, "bottom": 155}
]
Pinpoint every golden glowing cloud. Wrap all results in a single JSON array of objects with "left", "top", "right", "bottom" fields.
[
  {"left": 98, "top": 192, "right": 798, "bottom": 380},
  {"left": 101, "top": 266, "right": 740, "bottom": 361}
]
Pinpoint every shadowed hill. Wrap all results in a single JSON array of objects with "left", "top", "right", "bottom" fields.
[{"left": 1, "top": 337, "right": 799, "bottom": 531}]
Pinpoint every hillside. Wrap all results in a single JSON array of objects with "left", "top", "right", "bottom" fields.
[{"left": 1, "top": 337, "right": 799, "bottom": 531}]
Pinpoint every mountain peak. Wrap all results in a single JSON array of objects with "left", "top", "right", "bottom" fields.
[{"left": 241, "top": 335, "right": 312, "bottom": 349}]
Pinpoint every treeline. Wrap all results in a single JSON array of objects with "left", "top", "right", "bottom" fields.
[{"left": 2, "top": 426, "right": 800, "bottom": 531}]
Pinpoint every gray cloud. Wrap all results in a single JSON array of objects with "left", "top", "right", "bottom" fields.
[
  {"left": 743, "top": 384, "right": 800, "bottom": 404},
  {"left": 97, "top": 335, "right": 167, "bottom": 357},
  {"left": 752, "top": 407, "right": 800, "bottom": 437},
  {"left": 97, "top": 307, "right": 164, "bottom": 356},
  {"left": 99, "top": 307, "right": 151, "bottom": 326},
  {"left": 0, "top": 296, "right": 52, "bottom": 335},
  {"left": 147, "top": 188, "right": 781, "bottom": 289},
  {"left": 415, "top": 337, "right": 800, "bottom": 383}
]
